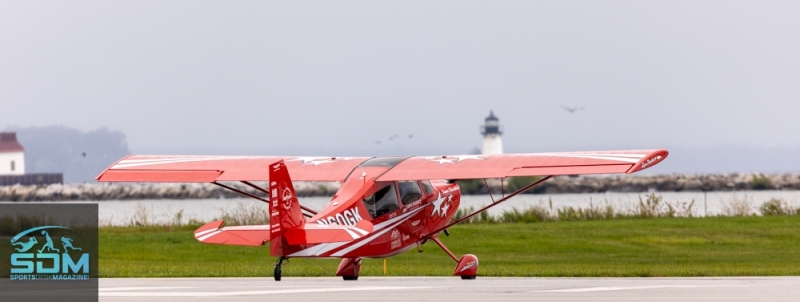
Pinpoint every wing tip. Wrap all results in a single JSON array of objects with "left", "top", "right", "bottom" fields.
[{"left": 627, "top": 149, "right": 669, "bottom": 174}]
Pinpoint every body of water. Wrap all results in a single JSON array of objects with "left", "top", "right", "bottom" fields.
[{"left": 94, "top": 190, "right": 800, "bottom": 226}]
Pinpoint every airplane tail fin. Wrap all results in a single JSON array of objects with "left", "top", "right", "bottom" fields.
[{"left": 268, "top": 160, "right": 305, "bottom": 257}]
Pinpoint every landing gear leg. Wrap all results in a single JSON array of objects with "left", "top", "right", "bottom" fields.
[
  {"left": 430, "top": 237, "right": 479, "bottom": 280},
  {"left": 274, "top": 257, "right": 287, "bottom": 281}
]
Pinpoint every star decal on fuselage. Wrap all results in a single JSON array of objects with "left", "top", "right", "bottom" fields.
[
  {"left": 441, "top": 201, "right": 450, "bottom": 217},
  {"left": 430, "top": 193, "right": 450, "bottom": 217}
]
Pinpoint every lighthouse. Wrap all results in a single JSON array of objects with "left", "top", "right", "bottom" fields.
[
  {"left": 0, "top": 132, "right": 25, "bottom": 175},
  {"left": 480, "top": 111, "right": 504, "bottom": 155}
]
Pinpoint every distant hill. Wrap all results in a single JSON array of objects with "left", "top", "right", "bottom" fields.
[{"left": 8, "top": 126, "right": 130, "bottom": 183}]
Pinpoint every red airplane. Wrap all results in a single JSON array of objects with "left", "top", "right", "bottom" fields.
[{"left": 96, "top": 149, "right": 668, "bottom": 280}]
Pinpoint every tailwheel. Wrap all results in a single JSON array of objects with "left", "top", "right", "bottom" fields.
[
  {"left": 336, "top": 257, "right": 362, "bottom": 281},
  {"left": 274, "top": 257, "right": 287, "bottom": 281}
]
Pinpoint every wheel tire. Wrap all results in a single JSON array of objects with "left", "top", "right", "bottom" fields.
[
  {"left": 342, "top": 275, "right": 359, "bottom": 281},
  {"left": 460, "top": 275, "right": 476, "bottom": 280},
  {"left": 274, "top": 267, "right": 282, "bottom": 281}
]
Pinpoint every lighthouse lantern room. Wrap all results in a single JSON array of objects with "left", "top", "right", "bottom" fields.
[{"left": 480, "top": 111, "right": 504, "bottom": 155}]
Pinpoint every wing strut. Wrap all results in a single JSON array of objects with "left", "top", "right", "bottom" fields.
[
  {"left": 213, "top": 182, "right": 268, "bottom": 202},
  {"left": 483, "top": 177, "right": 509, "bottom": 202},
  {"left": 241, "top": 181, "right": 319, "bottom": 215},
  {"left": 425, "top": 175, "right": 553, "bottom": 238},
  {"left": 212, "top": 181, "right": 315, "bottom": 218}
]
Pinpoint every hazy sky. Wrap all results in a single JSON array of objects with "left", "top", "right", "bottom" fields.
[{"left": 2, "top": 1, "right": 799, "bottom": 172}]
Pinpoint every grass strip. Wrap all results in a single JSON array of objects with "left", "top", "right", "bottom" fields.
[{"left": 99, "top": 216, "right": 800, "bottom": 277}]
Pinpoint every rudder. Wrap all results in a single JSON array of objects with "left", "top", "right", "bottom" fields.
[{"left": 269, "top": 160, "right": 304, "bottom": 256}]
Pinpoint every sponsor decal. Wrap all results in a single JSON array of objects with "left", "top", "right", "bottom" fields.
[
  {"left": 460, "top": 261, "right": 476, "bottom": 272},
  {"left": 402, "top": 234, "right": 410, "bottom": 241},
  {"left": 390, "top": 239, "right": 401, "bottom": 249},
  {"left": 641, "top": 155, "right": 662, "bottom": 169},
  {"left": 442, "top": 187, "right": 458, "bottom": 194},
  {"left": 281, "top": 187, "right": 293, "bottom": 210},
  {"left": 316, "top": 207, "right": 363, "bottom": 226},
  {"left": 391, "top": 229, "right": 399, "bottom": 239},
  {"left": 405, "top": 200, "right": 422, "bottom": 210},
  {"left": 271, "top": 186, "right": 278, "bottom": 208},
  {"left": 10, "top": 226, "right": 90, "bottom": 281},
  {"left": 411, "top": 220, "right": 420, "bottom": 227}
]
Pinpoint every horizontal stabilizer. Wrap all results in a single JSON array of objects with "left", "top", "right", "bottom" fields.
[
  {"left": 285, "top": 220, "right": 374, "bottom": 245},
  {"left": 194, "top": 220, "right": 270, "bottom": 246}
]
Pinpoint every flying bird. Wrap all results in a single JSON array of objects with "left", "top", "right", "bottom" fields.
[{"left": 561, "top": 106, "right": 585, "bottom": 113}]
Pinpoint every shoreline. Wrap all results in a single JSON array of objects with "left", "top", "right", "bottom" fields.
[{"left": 1, "top": 173, "right": 798, "bottom": 201}]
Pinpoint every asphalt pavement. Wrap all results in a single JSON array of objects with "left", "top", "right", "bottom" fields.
[{"left": 98, "top": 276, "right": 800, "bottom": 301}]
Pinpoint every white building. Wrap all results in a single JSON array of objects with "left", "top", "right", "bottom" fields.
[
  {"left": 0, "top": 132, "right": 25, "bottom": 175},
  {"left": 480, "top": 111, "right": 504, "bottom": 155}
]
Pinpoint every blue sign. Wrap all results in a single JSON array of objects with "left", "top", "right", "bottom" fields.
[{"left": 9, "top": 226, "right": 91, "bottom": 280}]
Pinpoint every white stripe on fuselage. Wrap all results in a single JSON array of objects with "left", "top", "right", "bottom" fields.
[
  {"left": 330, "top": 207, "right": 425, "bottom": 257},
  {"left": 288, "top": 207, "right": 425, "bottom": 257}
]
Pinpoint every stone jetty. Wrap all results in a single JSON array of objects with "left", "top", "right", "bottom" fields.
[{"left": 0, "top": 173, "right": 798, "bottom": 202}]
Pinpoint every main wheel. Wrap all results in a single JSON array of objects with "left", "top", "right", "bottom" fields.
[
  {"left": 460, "top": 275, "right": 476, "bottom": 280},
  {"left": 274, "top": 267, "right": 282, "bottom": 281},
  {"left": 342, "top": 275, "right": 358, "bottom": 281}
]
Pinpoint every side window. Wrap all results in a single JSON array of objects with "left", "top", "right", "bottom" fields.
[
  {"left": 398, "top": 181, "right": 422, "bottom": 205},
  {"left": 10, "top": 160, "right": 14, "bottom": 172},
  {"left": 362, "top": 183, "right": 399, "bottom": 218},
  {"left": 421, "top": 180, "right": 434, "bottom": 196}
]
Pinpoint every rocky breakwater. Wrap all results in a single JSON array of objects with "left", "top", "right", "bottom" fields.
[
  {"left": 0, "top": 182, "right": 339, "bottom": 201},
  {"left": 530, "top": 173, "right": 800, "bottom": 194},
  {"left": 1, "top": 173, "right": 799, "bottom": 201}
]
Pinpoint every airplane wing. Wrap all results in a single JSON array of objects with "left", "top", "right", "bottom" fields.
[
  {"left": 284, "top": 220, "right": 374, "bottom": 245},
  {"left": 96, "top": 156, "right": 370, "bottom": 182},
  {"left": 376, "top": 149, "right": 668, "bottom": 181},
  {"left": 194, "top": 220, "right": 270, "bottom": 246}
]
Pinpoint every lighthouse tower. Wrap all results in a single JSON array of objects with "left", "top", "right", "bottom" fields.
[
  {"left": 0, "top": 132, "right": 25, "bottom": 175},
  {"left": 480, "top": 111, "right": 504, "bottom": 155}
]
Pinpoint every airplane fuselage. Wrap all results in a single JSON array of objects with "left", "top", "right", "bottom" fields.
[{"left": 285, "top": 160, "right": 461, "bottom": 258}]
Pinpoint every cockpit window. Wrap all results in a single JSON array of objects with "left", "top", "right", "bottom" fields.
[
  {"left": 421, "top": 180, "right": 434, "bottom": 196},
  {"left": 398, "top": 181, "right": 422, "bottom": 205},
  {"left": 362, "top": 183, "right": 399, "bottom": 218},
  {"left": 360, "top": 157, "right": 407, "bottom": 167}
]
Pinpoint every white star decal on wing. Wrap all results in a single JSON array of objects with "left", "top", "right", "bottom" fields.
[
  {"left": 430, "top": 193, "right": 446, "bottom": 217},
  {"left": 425, "top": 156, "right": 455, "bottom": 165},
  {"left": 455, "top": 155, "right": 484, "bottom": 162},
  {"left": 287, "top": 157, "right": 338, "bottom": 166}
]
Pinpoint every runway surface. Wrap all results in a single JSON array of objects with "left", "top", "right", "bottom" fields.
[{"left": 99, "top": 276, "right": 800, "bottom": 301}]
